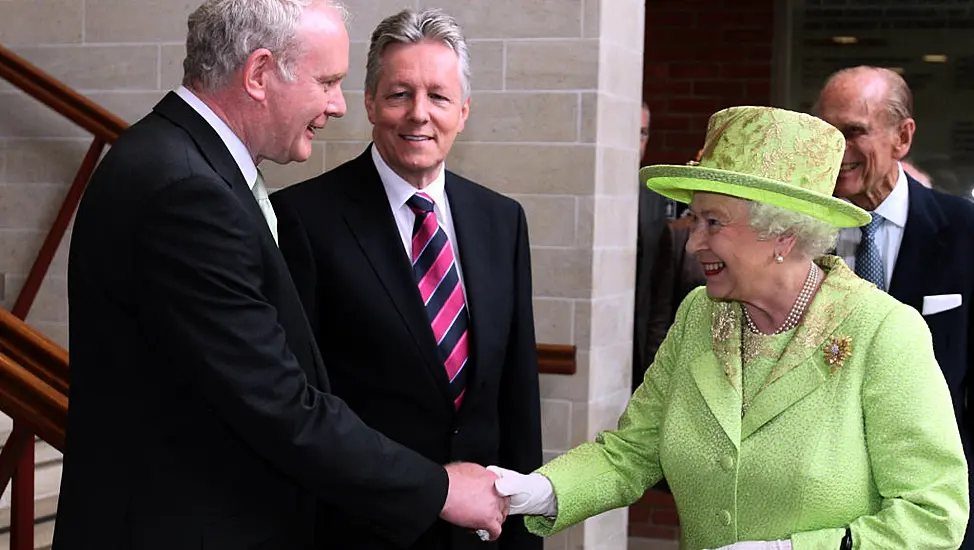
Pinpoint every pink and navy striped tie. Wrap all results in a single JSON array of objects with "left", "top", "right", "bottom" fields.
[{"left": 407, "top": 192, "right": 468, "bottom": 410}]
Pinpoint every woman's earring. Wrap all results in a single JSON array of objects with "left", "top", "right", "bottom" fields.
[{"left": 775, "top": 253, "right": 784, "bottom": 264}]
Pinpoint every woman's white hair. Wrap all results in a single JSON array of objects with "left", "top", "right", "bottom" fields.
[
  {"left": 182, "top": 0, "right": 348, "bottom": 92},
  {"left": 747, "top": 201, "right": 839, "bottom": 260}
]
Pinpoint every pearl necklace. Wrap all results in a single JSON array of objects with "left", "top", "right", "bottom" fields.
[{"left": 743, "top": 263, "right": 820, "bottom": 335}]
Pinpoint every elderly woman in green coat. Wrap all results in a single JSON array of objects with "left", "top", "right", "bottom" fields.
[{"left": 488, "top": 107, "right": 969, "bottom": 549}]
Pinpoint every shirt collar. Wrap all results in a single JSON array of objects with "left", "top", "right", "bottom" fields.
[
  {"left": 175, "top": 86, "right": 259, "bottom": 190},
  {"left": 872, "top": 162, "right": 909, "bottom": 228},
  {"left": 371, "top": 143, "right": 447, "bottom": 210}
]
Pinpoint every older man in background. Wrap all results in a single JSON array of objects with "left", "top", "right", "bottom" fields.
[{"left": 817, "top": 65, "right": 974, "bottom": 548}]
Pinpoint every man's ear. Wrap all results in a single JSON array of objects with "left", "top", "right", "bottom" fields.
[
  {"left": 456, "top": 97, "right": 470, "bottom": 134},
  {"left": 893, "top": 117, "right": 916, "bottom": 160},
  {"left": 242, "top": 48, "right": 276, "bottom": 102}
]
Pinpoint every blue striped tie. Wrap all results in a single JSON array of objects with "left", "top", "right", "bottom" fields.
[{"left": 855, "top": 212, "right": 886, "bottom": 291}]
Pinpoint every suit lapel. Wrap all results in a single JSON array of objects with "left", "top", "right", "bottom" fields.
[
  {"left": 153, "top": 92, "right": 279, "bottom": 249},
  {"left": 154, "top": 92, "right": 247, "bottom": 190},
  {"left": 888, "top": 177, "right": 949, "bottom": 308},
  {"left": 340, "top": 150, "right": 453, "bottom": 402},
  {"left": 154, "top": 92, "right": 329, "bottom": 388},
  {"left": 445, "top": 175, "right": 495, "bottom": 398},
  {"left": 692, "top": 306, "right": 743, "bottom": 448},
  {"left": 741, "top": 257, "right": 872, "bottom": 439}
]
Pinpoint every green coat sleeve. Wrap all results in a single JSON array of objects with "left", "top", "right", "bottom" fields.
[
  {"left": 525, "top": 291, "right": 696, "bottom": 537},
  {"left": 791, "top": 305, "right": 969, "bottom": 550}
]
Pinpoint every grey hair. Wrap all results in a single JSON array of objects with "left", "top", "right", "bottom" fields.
[
  {"left": 365, "top": 8, "right": 471, "bottom": 101},
  {"left": 818, "top": 65, "right": 913, "bottom": 128},
  {"left": 183, "top": 0, "right": 348, "bottom": 93},
  {"left": 747, "top": 201, "right": 839, "bottom": 260}
]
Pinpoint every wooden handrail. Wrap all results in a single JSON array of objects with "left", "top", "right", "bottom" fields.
[
  {"left": 0, "top": 44, "right": 125, "bottom": 144},
  {"left": 0, "top": 308, "right": 69, "bottom": 397},
  {"left": 0, "top": 353, "right": 67, "bottom": 452},
  {"left": 537, "top": 344, "right": 577, "bottom": 375}
]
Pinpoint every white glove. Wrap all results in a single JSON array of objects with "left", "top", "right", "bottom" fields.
[
  {"left": 710, "top": 541, "right": 792, "bottom": 550},
  {"left": 487, "top": 465, "right": 558, "bottom": 517}
]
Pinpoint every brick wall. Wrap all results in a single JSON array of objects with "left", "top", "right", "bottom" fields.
[
  {"left": 631, "top": 0, "right": 776, "bottom": 542},
  {"left": 642, "top": 0, "right": 776, "bottom": 166}
]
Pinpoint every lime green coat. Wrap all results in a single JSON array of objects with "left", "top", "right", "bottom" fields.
[{"left": 527, "top": 257, "right": 968, "bottom": 549}]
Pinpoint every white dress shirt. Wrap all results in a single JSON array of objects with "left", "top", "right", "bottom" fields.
[
  {"left": 835, "top": 162, "right": 909, "bottom": 289},
  {"left": 371, "top": 145, "right": 467, "bottom": 296},
  {"left": 174, "top": 86, "right": 278, "bottom": 244}
]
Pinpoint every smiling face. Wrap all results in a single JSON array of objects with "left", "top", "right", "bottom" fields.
[
  {"left": 365, "top": 40, "right": 469, "bottom": 189},
  {"left": 816, "top": 71, "right": 914, "bottom": 210},
  {"left": 685, "top": 193, "right": 780, "bottom": 303},
  {"left": 262, "top": 6, "right": 348, "bottom": 164}
]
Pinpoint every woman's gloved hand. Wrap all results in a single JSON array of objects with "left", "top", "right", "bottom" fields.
[{"left": 486, "top": 465, "right": 558, "bottom": 517}]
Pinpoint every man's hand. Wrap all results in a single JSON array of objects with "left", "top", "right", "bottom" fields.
[{"left": 439, "top": 462, "right": 510, "bottom": 541}]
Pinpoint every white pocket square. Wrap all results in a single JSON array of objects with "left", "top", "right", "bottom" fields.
[{"left": 922, "top": 294, "right": 962, "bottom": 316}]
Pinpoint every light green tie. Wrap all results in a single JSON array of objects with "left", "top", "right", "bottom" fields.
[{"left": 251, "top": 170, "right": 278, "bottom": 246}]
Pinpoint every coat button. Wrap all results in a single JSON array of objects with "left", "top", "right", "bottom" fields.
[
  {"left": 453, "top": 428, "right": 460, "bottom": 435},
  {"left": 719, "top": 510, "right": 732, "bottom": 526},
  {"left": 721, "top": 456, "right": 734, "bottom": 470}
]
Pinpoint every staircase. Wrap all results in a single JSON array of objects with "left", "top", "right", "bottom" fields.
[
  {"left": 0, "top": 42, "right": 108, "bottom": 550},
  {"left": 0, "top": 300, "right": 69, "bottom": 550},
  {"left": 0, "top": 415, "right": 60, "bottom": 550}
]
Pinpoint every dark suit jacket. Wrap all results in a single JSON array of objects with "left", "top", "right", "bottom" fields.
[
  {"left": 633, "top": 186, "right": 676, "bottom": 390},
  {"left": 271, "top": 147, "right": 543, "bottom": 550},
  {"left": 641, "top": 215, "right": 706, "bottom": 387},
  {"left": 54, "top": 93, "right": 448, "bottom": 550},
  {"left": 886, "top": 176, "right": 974, "bottom": 547},
  {"left": 889, "top": 177, "right": 974, "bottom": 441}
]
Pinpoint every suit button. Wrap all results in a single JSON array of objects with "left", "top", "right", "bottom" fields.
[
  {"left": 721, "top": 456, "right": 734, "bottom": 470},
  {"left": 719, "top": 510, "right": 731, "bottom": 526},
  {"left": 453, "top": 428, "right": 460, "bottom": 435}
]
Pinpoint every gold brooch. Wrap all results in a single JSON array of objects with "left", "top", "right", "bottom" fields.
[{"left": 823, "top": 336, "right": 852, "bottom": 372}]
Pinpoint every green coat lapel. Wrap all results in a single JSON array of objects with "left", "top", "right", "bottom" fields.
[
  {"left": 741, "top": 257, "right": 873, "bottom": 439},
  {"left": 693, "top": 299, "right": 744, "bottom": 448}
]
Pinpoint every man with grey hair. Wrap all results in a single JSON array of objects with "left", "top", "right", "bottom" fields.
[
  {"left": 272, "top": 7, "right": 543, "bottom": 550},
  {"left": 54, "top": 1, "right": 510, "bottom": 549},
  {"left": 817, "top": 65, "right": 974, "bottom": 549}
]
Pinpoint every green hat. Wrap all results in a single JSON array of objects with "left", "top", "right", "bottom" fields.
[{"left": 639, "top": 106, "right": 870, "bottom": 228}]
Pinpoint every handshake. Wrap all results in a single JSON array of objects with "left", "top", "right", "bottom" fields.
[{"left": 438, "top": 463, "right": 557, "bottom": 541}]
